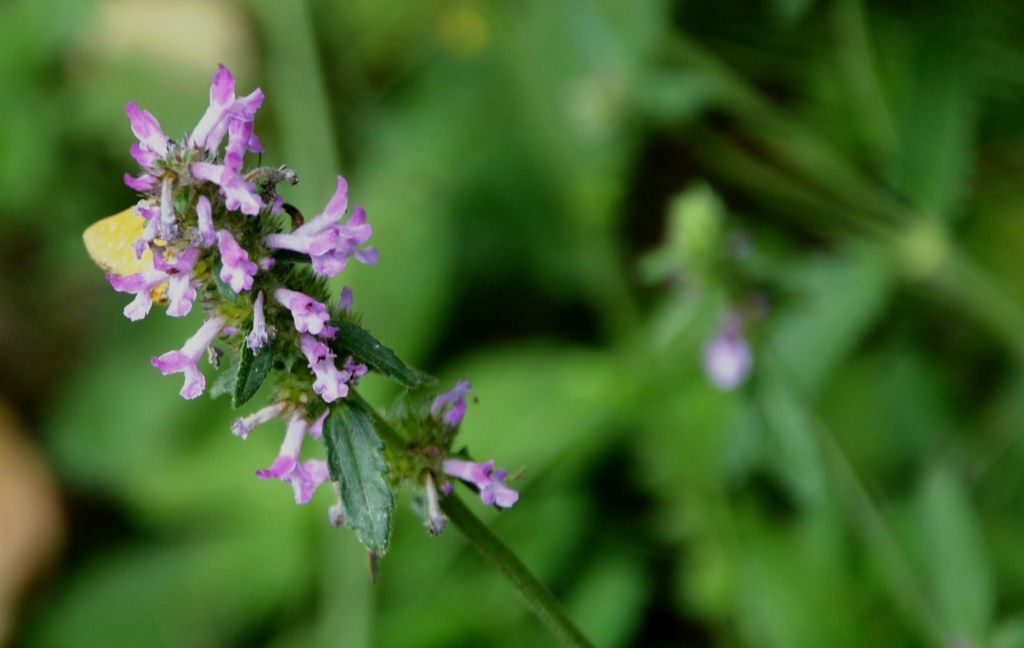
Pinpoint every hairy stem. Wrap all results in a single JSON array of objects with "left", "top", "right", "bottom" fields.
[{"left": 441, "top": 494, "right": 595, "bottom": 648}]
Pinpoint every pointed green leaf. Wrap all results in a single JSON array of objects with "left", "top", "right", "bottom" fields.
[
  {"left": 329, "top": 321, "right": 435, "bottom": 388},
  {"left": 232, "top": 343, "right": 274, "bottom": 408},
  {"left": 324, "top": 399, "right": 394, "bottom": 554}
]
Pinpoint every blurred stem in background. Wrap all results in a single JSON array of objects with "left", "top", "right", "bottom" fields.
[{"left": 663, "top": 32, "right": 1024, "bottom": 366}]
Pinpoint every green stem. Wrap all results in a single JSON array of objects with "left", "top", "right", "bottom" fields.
[
  {"left": 441, "top": 494, "right": 595, "bottom": 648},
  {"left": 353, "top": 394, "right": 592, "bottom": 646}
]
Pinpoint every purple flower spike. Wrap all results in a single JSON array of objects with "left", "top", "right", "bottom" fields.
[
  {"left": 442, "top": 458, "right": 519, "bottom": 509},
  {"left": 299, "top": 335, "right": 351, "bottom": 402},
  {"left": 124, "top": 173, "right": 156, "bottom": 192},
  {"left": 246, "top": 290, "right": 274, "bottom": 351},
  {"left": 432, "top": 379, "right": 472, "bottom": 427},
  {"left": 189, "top": 65, "right": 265, "bottom": 154},
  {"left": 131, "top": 201, "right": 159, "bottom": 259},
  {"left": 295, "top": 176, "right": 348, "bottom": 236},
  {"left": 129, "top": 142, "right": 159, "bottom": 169},
  {"left": 196, "top": 196, "right": 216, "bottom": 247},
  {"left": 256, "top": 412, "right": 330, "bottom": 504},
  {"left": 225, "top": 119, "right": 259, "bottom": 171},
  {"left": 189, "top": 64, "right": 237, "bottom": 152},
  {"left": 275, "top": 288, "right": 330, "bottom": 336},
  {"left": 107, "top": 270, "right": 165, "bottom": 321},
  {"left": 231, "top": 401, "right": 288, "bottom": 439},
  {"left": 263, "top": 178, "right": 376, "bottom": 277},
  {"left": 217, "top": 229, "right": 258, "bottom": 293},
  {"left": 106, "top": 246, "right": 199, "bottom": 319},
  {"left": 151, "top": 316, "right": 225, "bottom": 399},
  {"left": 125, "top": 101, "right": 168, "bottom": 157},
  {"left": 155, "top": 245, "right": 201, "bottom": 317},
  {"left": 231, "top": 87, "right": 265, "bottom": 123},
  {"left": 192, "top": 162, "right": 262, "bottom": 216},
  {"left": 703, "top": 312, "right": 753, "bottom": 391}
]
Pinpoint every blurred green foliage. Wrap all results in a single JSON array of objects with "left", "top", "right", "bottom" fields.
[{"left": 3, "top": 0, "right": 1024, "bottom": 646}]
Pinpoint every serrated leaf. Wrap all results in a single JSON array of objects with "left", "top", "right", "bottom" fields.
[
  {"left": 329, "top": 320, "right": 434, "bottom": 388},
  {"left": 323, "top": 399, "right": 393, "bottom": 553},
  {"left": 232, "top": 343, "right": 274, "bottom": 408}
]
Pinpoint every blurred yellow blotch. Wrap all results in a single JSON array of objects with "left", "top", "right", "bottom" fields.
[
  {"left": 83, "top": 208, "right": 167, "bottom": 300},
  {"left": 437, "top": 6, "right": 488, "bottom": 58}
]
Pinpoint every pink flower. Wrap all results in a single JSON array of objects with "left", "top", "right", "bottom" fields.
[
  {"left": 246, "top": 290, "right": 273, "bottom": 351},
  {"left": 298, "top": 335, "right": 351, "bottom": 402},
  {"left": 123, "top": 173, "right": 156, "bottom": 192},
  {"left": 151, "top": 316, "right": 225, "bottom": 399},
  {"left": 189, "top": 64, "right": 265, "bottom": 154},
  {"left": 274, "top": 288, "right": 330, "bottom": 335},
  {"left": 432, "top": 379, "right": 471, "bottom": 427},
  {"left": 107, "top": 245, "right": 200, "bottom": 320},
  {"left": 125, "top": 101, "right": 168, "bottom": 157},
  {"left": 192, "top": 162, "right": 262, "bottom": 216},
  {"left": 256, "top": 412, "right": 330, "bottom": 504},
  {"left": 152, "top": 245, "right": 201, "bottom": 317},
  {"left": 131, "top": 201, "right": 160, "bottom": 259},
  {"left": 308, "top": 410, "right": 329, "bottom": 439},
  {"left": 106, "top": 269, "right": 166, "bottom": 321},
  {"left": 225, "top": 119, "right": 261, "bottom": 171},
  {"left": 264, "top": 177, "right": 378, "bottom": 277},
  {"left": 230, "top": 401, "right": 288, "bottom": 439},
  {"left": 442, "top": 458, "right": 519, "bottom": 508},
  {"left": 196, "top": 196, "right": 216, "bottom": 247},
  {"left": 217, "top": 229, "right": 258, "bottom": 293}
]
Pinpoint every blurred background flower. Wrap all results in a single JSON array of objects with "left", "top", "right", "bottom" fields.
[{"left": 4, "top": 0, "right": 1024, "bottom": 646}]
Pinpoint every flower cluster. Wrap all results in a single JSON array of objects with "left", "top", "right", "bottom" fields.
[{"left": 95, "top": 64, "right": 517, "bottom": 547}]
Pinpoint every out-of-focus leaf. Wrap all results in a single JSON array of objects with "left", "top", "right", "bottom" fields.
[
  {"left": 567, "top": 553, "right": 649, "bottom": 648},
  {"left": 880, "top": 16, "right": 977, "bottom": 220},
  {"left": 449, "top": 344, "right": 625, "bottom": 477},
  {"left": 772, "top": 0, "right": 816, "bottom": 24},
  {"left": 769, "top": 245, "right": 894, "bottom": 395},
  {"left": 324, "top": 399, "right": 394, "bottom": 554},
  {"left": 991, "top": 617, "right": 1024, "bottom": 648},
  {"left": 915, "top": 464, "right": 994, "bottom": 644},
  {"left": 208, "top": 355, "right": 239, "bottom": 400},
  {"left": 735, "top": 508, "right": 889, "bottom": 647},
  {"left": 21, "top": 528, "right": 311, "bottom": 648},
  {"left": 755, "top": 363, "right": 827, "bottom": 506}
]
